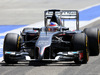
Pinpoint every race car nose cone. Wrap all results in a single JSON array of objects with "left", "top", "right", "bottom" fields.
[{"left": 38, "top": 47, "right": 45, "bottom": 60}]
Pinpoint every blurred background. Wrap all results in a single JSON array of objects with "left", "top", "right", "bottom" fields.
[{"left": 0, "top": 0, "right": 100, "bottom": 25}]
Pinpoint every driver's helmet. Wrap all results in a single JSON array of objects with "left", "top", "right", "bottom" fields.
[
  {"left": 49, "top": 22, "right": 57, "bottom": 26},
  {"left": 48, "top": 22, "right": 58, "bottom": 32}
]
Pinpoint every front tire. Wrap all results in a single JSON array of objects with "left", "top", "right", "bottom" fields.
[
  {"left": 72, "top": 33, "right": 89, "bottom": 64},
  {"left": 3, "top": 33, "right": 21, "bottom": 64}
]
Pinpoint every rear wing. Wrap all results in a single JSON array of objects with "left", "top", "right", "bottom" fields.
[{"left": 44, "top": 9, "right": 79, "bottom": 30}]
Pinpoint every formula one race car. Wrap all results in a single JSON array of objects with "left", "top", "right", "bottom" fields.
[{"left": 3, "top": 9, "right": 99, "bottom": 64}]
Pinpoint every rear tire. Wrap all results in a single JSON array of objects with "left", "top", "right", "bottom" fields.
[
  {"left": 84, "top": 28, "right": 99, "bottom": 56},
  {"left": 3, "top": 33, "right": 21, "bottom": 64},
  {"left": 72, "top": 33, "right": 89, "bottom": 64}
]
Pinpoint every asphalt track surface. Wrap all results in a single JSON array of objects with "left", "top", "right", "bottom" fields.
[{"left": 0, "top": 0, "right": 100, "bottom": 75}]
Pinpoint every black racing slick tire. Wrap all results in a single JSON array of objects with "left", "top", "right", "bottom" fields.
[
  {"left": 3, "top": 33, "right": 21, "bottom": 64},
  {"left": 84, "top": 28, "right": 99, "bottom": 56},
  {"left": 72, "top": 33, "right": 89, "bottom": 64}
]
